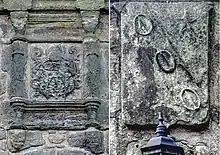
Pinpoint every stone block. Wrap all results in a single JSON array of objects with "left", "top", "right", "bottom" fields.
[
  {"left": 0, "top": 140, "right": 6, "bottom": 151},
  {"left": 20, "top": 111, "right": 88, "bottom": 130},
  {"left": 67, "top": 132, "right": 85, "bottom": 148},
  {"left": 67, "top": 130, "right": 104, "bottom": 154},
  {"left": 3, "top": 0, "right": 32, "bottom": 10},
  {"left": 96, "top": 14, "right": 109, "bottom": 42},
  {"left": 0, "top": 15, "right": 14, "bottom": 42},
  {"left": 24, "top": 150, "right": 56, "bottom": 155},
  {"left": 0, "top": 73, "right": 7, "bottom": 96},
  {"left": 76, "top": 0, "right": 105, "bottom": 10},
  {"left": 48, "top": 134, "right": 65, "bottom": 144},
  {"left": 57, "top": 149, "right": 86, "bottom": 155},
  {"left": 27, "top": 12, "right": 84, "bottom": 42},
  {"left": 32, "top": 0, "right": 77, "bottom": 10},
  {"left": 0, "top": 127, "right": 6, "bottom": 140},
  {"left": 7, "top": 129, "right": 45, "bottom": 152},
  {"left": 10, "top": 11, "right": 28, "bottom": 35},
  {"left": 120, "top": 2, "right": 211, "bottom": 126},
  {"left": 81, "top": 11, "right": 100, "bottom": 33},
  {"left": 0, "top": 150, "right": 9, "bottom": 155},
  {"left": 85, "top": 130, "right": 104, "bottom": 154}
]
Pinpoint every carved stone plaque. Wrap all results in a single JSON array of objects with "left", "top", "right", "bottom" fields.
[
  {"left": 29, "top": 43, "right": 83, "bottom": 101},
  {"left": 6, "top": 43, "right": 97, "bottom": 130},
  {"left": 121, "top": 2, "right": 211, "bottom": 126}
]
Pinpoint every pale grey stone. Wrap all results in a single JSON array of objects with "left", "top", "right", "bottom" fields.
[
  {"left": 67, "top": 132, "right": 85, "bottom": 148},
  {"left": 7, "top": 130, "right": 45, "bottom": 153},
  {"left": 3, "top": 0, "right": 32, "bottom": 10},
  {"left": 31, "top": 0, "right": 77, "bottom": 10},
  {"left": 57, "top": 150, "right": 85, "bottom": 155},
  {"left": 0, "top": 73, "right": 7, "bottom": 96},
  {"left": 81, "top": 11, "right": 100, "bottom": 33},
  {"left": 48, "top": 133, "right": 65, "bottom": 144},
  {"left": 10, "top": 11, "right": 28, "bottom": 35},
  {"left": 85, "top": 130, "right": 104, "bottom": 154},
  {"left": 76, "top": 0, "right": 105, "bottom": 10},
  {"left": 24, "top": 150, "right": 56, "bottom": 155},
  {"left": 0, "top": 140, "right": 6, "bottom": 151},
  {"left": 95, "top": 14, "right": 109, "bottom": 42},
  {"left": 26, "top": 12, "right": 84, "bottom": 42},
  {"left": 110, "top": 1, "right": 219, "bottom": 155},
  {"left": 0, "top": 128, "right": 6, "bottom": 140},
  {"left": 0, "top": 150, "right": 9, "bottom": 155},
  {"left": 120, "top": 2, "right": 210, "bottom": 126}
]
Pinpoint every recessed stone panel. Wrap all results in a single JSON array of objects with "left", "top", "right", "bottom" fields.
[
  {"left": 28, "top": 43, "right": 83, "bottom": 101},
  {"left": 121, "top": 2, "right": 210, "bottom": 126}
]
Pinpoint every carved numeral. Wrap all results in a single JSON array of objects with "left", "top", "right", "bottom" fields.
[
  {"left": 156, "top": 50, "right": 176, "bottom": 73},
  {"left": 135, "top": 15, "right": 153, "bottom": 36}
]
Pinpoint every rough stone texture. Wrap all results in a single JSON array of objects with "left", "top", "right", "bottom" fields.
[
  {"left": 7, "top": 130, "right": 45, "bottom": 152},
  {"left": 0, "top": 73, "right": 7, "bottom": 96},
  {"left": 0, "top": 127, "right": 6, "bottom": 140},
  {"left": 85, "top": 129, "right": 105, "bottom": 154},
  {"left": 29, "top": 43, "right": 83, "bottom": 101},
  {"left": 76, "top": 0, "right": 105, "bottom": 10},
  {"left": 67, "top": 129, "right": 105, "bottom": 154},
  {"left": 110, "top": 0, "right": 219, "bottom": 155},
  {"left": 3, "top": 0, "right": 32, "bottom": 10},
  {"left": 27, "top": 12, "right": 84, "bottom": 42},
  {"left": 0, "top": 15, "right": 14, "bottom": 44},
  {"left": 57, "top": 150, "right": 85, "bottom": 155},
  {"left": 96, "top": 14, "right": 109, "bottom": 42},
  {"left": 97, "top": 43, "right": 109, "bottom": 129},
  {"left": 48, "top": 133, "right": 65, "bottom": 144},
  {"left": 0, "top": 0, "right": 108, "bottom": 154},
  {"left": 81, "top": 11, "right": 100, "bottom": 33},
  {"left": 10, "top": 11, "right": 28, "bottom": 36},
  {"left": 67, "top": 131, "right": 85, "bottom": 148},
  {"left": 31, "top": 0, "right": 77, "bottom": 10},
  {"left": 0, "top": 150, "right": 9, "bottom": 155},
  {"left": 24, "top": 149, "right": 56, "bottom": 155},
  {"left": 121, "top": 2, "right": 210, "bottom": 126}
]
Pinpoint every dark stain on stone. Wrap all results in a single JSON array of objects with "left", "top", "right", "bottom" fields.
[
  {"left": 136, "top": 46, "right": 156, "bottom": 78},
  {"left": 136, "top": 47, "right": 157, "bottom": 103}
]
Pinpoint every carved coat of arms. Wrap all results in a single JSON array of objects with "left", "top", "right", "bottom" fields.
[{"left": 30, "top": 45, "right": 81, "bottom": 100}]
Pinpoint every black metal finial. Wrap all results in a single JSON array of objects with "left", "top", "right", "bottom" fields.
[
  {"left": 141, "top": 112, "right": 185, "bottom": 154},
  {"left": 155, "top": 112, "right": 167, "bottom": 137}
]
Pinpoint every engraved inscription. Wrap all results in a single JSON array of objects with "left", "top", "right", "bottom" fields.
[
  {"left": 30, "top": 44, "right": 82, "bottom": 100},
  {"left": 156, "top": 50, "right": 176, "bottom": 73},
  {"left": 135, "top": 15, "right": 153, "bottom": 35}
]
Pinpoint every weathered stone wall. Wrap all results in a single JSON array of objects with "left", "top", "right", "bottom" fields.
[
  {"left": 110, "top": 0, "right": 219, "bottom": 155},
  {"left": 0, "top": 0, "right": 109, "bottom": 154}
]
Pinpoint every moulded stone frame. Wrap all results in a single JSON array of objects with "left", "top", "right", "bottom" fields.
[{"left": 2, "top": 9, "right": 103, "bottom": 130}]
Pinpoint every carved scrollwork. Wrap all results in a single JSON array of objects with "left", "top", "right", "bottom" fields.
[{"left": 30, "top": 45, "right": 81, "bottom": 100}]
